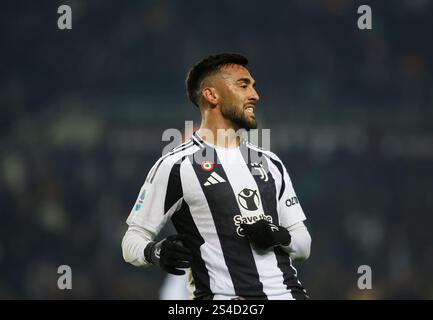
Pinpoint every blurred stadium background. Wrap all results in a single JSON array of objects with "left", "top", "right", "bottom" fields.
[{"left": 1, "top": 0, "right": 432, "bottom": 299}]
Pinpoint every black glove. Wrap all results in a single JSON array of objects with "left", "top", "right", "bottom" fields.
[
  {"left": 241, "top": 219, "right": 291, "bottom": 251},
  {"left": 144, "top": 234, "right": 193, "bottom": 275}
]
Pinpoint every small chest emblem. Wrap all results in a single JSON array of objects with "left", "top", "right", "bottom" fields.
[{"left": 201, "top": 161, "right": 214, "bottom": 172}]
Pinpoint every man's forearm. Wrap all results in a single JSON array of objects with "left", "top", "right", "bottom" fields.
[
  {"left": 281, "top": 222, "right": 311, "bottom": 261},
  {"left": 121, "top": 225, "right": 155, "bottom": 267}
]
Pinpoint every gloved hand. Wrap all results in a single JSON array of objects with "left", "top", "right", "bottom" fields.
[
  {"left": 241, "top": 219, "right": 291, "bottom": 250},
  {"left": 144, "top": 234, "right": 193, "bottom": 275}
]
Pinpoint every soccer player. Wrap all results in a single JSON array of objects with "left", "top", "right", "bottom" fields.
[{"left": 122, "top": 53, "right": 312, "bottom": 300}]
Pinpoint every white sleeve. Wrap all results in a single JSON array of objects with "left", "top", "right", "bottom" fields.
[
  {"left": 281, "top": 221, "right": 312, "bottom": 261},
  {"left": 122, "top": 225, "right": 154, "bottom": 267},
  {"left": 121, "top": 157, "right": 184, "bottom": 267},
  {"left": 273, "top": 158, "right": 306, "bottom": 228}
]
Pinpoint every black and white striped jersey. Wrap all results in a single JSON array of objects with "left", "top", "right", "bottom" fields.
[{"left": 126, "top": 132, "right": 308, "bottom": 299}]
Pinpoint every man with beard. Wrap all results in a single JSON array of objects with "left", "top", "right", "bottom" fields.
[{"left": 122, "top": 53, "right": 312, "bottom": 300}]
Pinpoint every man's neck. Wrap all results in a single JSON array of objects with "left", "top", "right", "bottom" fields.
[{"left": 197, "top": 122, "right": 241, "bottom": 149}]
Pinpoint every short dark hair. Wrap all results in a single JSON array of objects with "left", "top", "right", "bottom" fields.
[{"left": 185, "top": 53, "right": 248, "bottom": 107}]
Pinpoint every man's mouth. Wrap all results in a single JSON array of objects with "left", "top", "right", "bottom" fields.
[{"left": 245, "top": 104, "right": 256, "bottom": 115}]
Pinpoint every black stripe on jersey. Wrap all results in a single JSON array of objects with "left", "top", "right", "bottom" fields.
[
  {"left": 290, "top": 285, "right": 310, "bottom": 300},
  {"left": 241, "top": 144, "right": 302, "bottom": 291},
  {"left": 164, "top": 156, "right": 186, "bottom": 214},
  {"left": 268, "top": 157, "right": 285, "bottom": 200},
  {"left": 192, "top": 132, "right": 205, "bottom": 147},
  {"left": 166, "top": 153, "right": 213, "bottom": 298},
  {"left": 189, "top": 145, "right": 266, "bottom": 298},
  {"left": 147, "top": 140, "right": 194, "bottom": 183},
  {"left": 171, "top": 200, "right": 213, "bottom": 300}
]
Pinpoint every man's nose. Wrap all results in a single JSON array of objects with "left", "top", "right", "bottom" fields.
[{"left": 250, "top": 88, "right": 260, "bottom": 101}]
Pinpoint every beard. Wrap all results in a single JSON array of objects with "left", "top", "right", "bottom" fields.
[{"left": 221, "top": 104, "right": 257, "bottom": 130}]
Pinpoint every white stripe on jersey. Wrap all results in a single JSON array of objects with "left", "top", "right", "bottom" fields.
[{"left": 215, "top": 147, "right": 293, "bottom": 298}]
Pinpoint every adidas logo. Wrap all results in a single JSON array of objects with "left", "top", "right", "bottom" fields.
[{"left": 204, "top": 172, "right": 226, "bottom": 186}]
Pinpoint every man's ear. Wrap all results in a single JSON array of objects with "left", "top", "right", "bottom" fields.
[{"left": 201, "top": 87, "right": 219, "bottom": 106}]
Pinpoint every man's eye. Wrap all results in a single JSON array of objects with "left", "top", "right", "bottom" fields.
[{"left": 240, "top": 85, "right": 248, "bottom": 88}]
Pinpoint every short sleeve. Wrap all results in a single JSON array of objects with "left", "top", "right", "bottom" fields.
[
  {"left": 126, "top": 157, "right": 184, "bottom": 236},
  {"left": 274, "top": 159, "right": 307, "bottom": 228}
]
